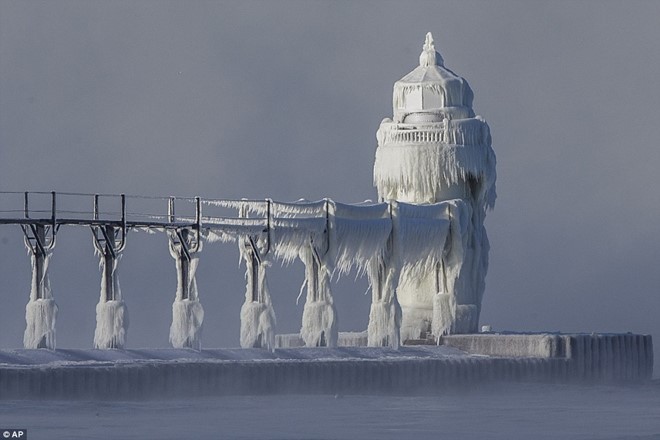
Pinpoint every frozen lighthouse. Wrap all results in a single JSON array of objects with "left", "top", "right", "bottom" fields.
[
  {"left": 0, "top": 31, "right": 652, "bottom": 400},
  {"left": 374, "top": 33, "right": 497, "bottom": 341}
]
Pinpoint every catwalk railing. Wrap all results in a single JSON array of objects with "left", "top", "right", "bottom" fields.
[{"left": 0, "top": 191, "right": 463, "bottom": 351}]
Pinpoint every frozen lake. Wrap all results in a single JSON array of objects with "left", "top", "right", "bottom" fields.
[{"left": 1, "top": 381, "right": 659, "bottom": 440}]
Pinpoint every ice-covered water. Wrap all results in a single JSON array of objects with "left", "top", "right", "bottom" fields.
[{"left": 1, "top": 382, "right": 659, "bottom": 440}]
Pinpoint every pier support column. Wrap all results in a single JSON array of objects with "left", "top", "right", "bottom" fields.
[
  {"left": 167, "top": 197, "right": 204, "bottom": 349},
  {"left": 91, "top": 195, "right": 128, "bottom": 349},
  {"left": 239, "top": 236, "right": 276, "bottom": 350},
  {"left": 300, "top": 245, "right": 338, "bottom": 348},
  {"left": 168, "top": 228, "right": 204, "bottom": 349},
  {"left": 298, "top": 200, "right": 337, "bottom": 348},
  {"left": 22, "top": 192, "right": 58, "bottom": 349},
  {"left": 367, "top": 258, "right": 401, "bottom": 348}
]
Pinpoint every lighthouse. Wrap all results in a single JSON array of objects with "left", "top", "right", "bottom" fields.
[{"left": 373, "top": 33, "right": 496, "bottom": 340}]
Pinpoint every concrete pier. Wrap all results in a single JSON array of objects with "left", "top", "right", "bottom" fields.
[{"left": 0, "top": 332, "right": 652, "bottom": 400}]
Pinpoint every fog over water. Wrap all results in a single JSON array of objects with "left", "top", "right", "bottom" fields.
[
  {"left": 2, "top": 382, "right": 660, "bottom": 440},
  {"left": 1, "top": 2, "right": 658, "bottom": 362}
]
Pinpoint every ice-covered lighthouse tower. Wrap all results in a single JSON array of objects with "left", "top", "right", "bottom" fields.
[{"left": 374, "top": 33, "right": 496, "bottom": 340}]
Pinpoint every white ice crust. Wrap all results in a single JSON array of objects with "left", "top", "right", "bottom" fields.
[
  {"left": 23, "top": 247, "right": 57, "bottom": 350},
  {"left": 93, "top": 251, "right": 129, "bottom": 349},
  {"left": 374, "top": 32, "right": 496, "bottom": 340},
  {"left": 17, "top": 33, "right": 494, "bottom": 350},
  {"left": 168, "top": 239, "right": 204, "bottom": 350}
]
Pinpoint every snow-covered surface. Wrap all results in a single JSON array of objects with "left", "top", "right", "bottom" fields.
[
  {"left": 0, "top": 345, "right": 469, "bottom": 366},
  {"left": 0, "top": 345, "right": 577, "bottom": 400}
]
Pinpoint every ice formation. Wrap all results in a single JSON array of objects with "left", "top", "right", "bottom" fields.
[
  {"left": 0, "top": 333, "right": 653, "bottom": 399},
  {"left": 299, "top": 245, "right": 338, "bottom": 347},
  {"left": 238, "top": 203, "right": 276, "bottom": 350},
  {"left": 196, "top": 195, "right": 474, "bottom": 348},
  {"left": 366, "top": 254, "right": 401, "bottom": 348},
  {"left": 17, "top": 33, "right": 495, "bottom": 350},
  {"left": 92, "top": 235, "right": 128, "bottom": 349},
  {"left": 168, "top": 231, "right": 204, "bottom": 350},
  {"left": 273, "top": 201, "right": 338, "bottom": 347},
  {"left": 23, "top": 242, "right": 57, "bottom": 350},
  {"left": 373, "top": 32, "right": 496, "bottom": 339}
]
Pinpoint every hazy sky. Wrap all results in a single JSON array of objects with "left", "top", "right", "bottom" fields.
[{"left": 1, "top": 1, "right": 659, "bottom": 357}]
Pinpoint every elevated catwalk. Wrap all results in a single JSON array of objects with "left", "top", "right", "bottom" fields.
[{"left": 0, "top": 333, "right": 652, "bottom": 399}]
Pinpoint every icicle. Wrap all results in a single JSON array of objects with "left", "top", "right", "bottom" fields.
[
  {"left": 24, "top": 300, "right": 57, "bottom": 349},
  {"left": 271, "top": 217, "right": 326, "bottom": 265},
  {"left": 432, "top": 292, "right": 455, "bottom": 340},
  {"left": 94, "top": 300, "right": 128, "bottom": 349},
  {"left": 23, "top": 246, "right": 57, "bottom": 350},
  {"left": 331, "top": 202, "right": 392, "bottom": 277},
  {"left": 168, "top": 232, "right": 204, "bottom": 350},
  {"left": 170, "top": 299, "right": 204, "bottom": 350},
  {"left": 373, "top": 138, "right": 496, "bottom": 206}
]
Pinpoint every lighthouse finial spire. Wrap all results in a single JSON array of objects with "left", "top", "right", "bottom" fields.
[
  {"left": 424, "top": 32, "right": 434, "bottom": 51},
  {"left": 419, "top": 32, "right": 443, "bottom": 67}
]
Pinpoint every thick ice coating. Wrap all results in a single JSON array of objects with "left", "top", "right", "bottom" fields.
[{"left": 374, "top": 32, "right": 496, "bottom": 339}]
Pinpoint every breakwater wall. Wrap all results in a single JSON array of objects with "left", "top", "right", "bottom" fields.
[
  {"left": 440, "top": 333, "right": 654, "bottom": 382},
  {"left": 0, "top": 333, "right": 652, "bottom": 399}
]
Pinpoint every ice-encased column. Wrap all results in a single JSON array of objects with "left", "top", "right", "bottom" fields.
[
  {"left": 168, "top": 228, "right": 204, "bottom": 349},
  {"left": 22, "top": 224, "right": 58, "bottom": 349},
  {"left": 363, "top": 203, "right": 401, "bottom": 348},
  {"left": 299, "top": 245, "right": 338, "bottom": 348},
  {"left": 239, "top": 237, "right": 276, "bottom": 350},
  {"left": 91, "top": 224, "right": 128, "bottom": 349},
  {"left": 366, "top": 257, "right": 401, "bottom": 348},
  {"left": 430, "top": 200, "right": 470, "bottom": 337}
]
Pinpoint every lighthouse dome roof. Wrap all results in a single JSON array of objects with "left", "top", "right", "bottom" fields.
[{"left": 393, "top": 33, "right": 474, "bottom": 122}]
